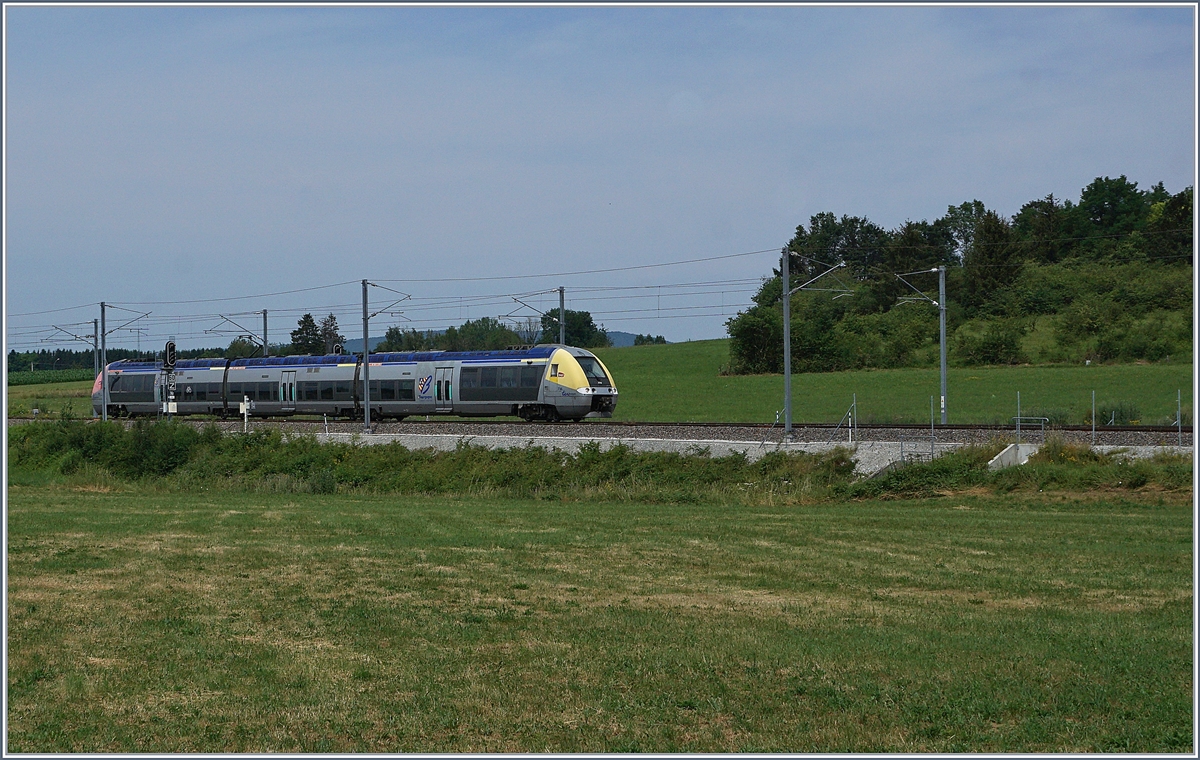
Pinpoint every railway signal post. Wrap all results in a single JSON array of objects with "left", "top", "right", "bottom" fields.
[{"left": 164, "top": 339, "right": 177, "bottom": 418}]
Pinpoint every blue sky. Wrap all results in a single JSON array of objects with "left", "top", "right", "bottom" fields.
[{"left": 5, "top": 4, "right": 1195, "bottom": 350}]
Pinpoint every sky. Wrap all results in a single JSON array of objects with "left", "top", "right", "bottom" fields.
[{"left": 4, "top": 3, "right": 1196, "bottom": 352}]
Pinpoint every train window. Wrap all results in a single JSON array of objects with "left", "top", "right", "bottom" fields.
[
  {"left": 301, "top": 382, "right": 318, "bottom": 401},
  {"left": 575, "top": 357, "right": 610, "bottom": 387},
  {"left": 550, "top": 363, "right": 558, "bottom": 379},
  {"left": 229, "top": 383, "right": 242, "bottom": 397},
  {"left": 319, "top": 382, "right": 334, "bottom": 400},
  {"left": 436, "top": 380, "right": 442, "bottom": 401},
  {"left": 369, "top": 380, "right": 395, "bottom": 400},
  {"left": 109, "top": 375, "right": 124, "bottom": 392},
  {"left": 209, "top": 383, "right": 222, "bottom": 398},
  {"left": 459, "top": 368, "right": 479, "bottom": 389},
  {"left": 260, "top": 382, "right": 276, "bottom": 401},
  {"left": 446, "top": 380, "right": 452, "bottom": 401},
  {"left": 480, "top": 367, "right": 498, "bottom": 388},
  {"left": 398, "top": 379, "right": 415, "bottom": 400},
  {"left": 334, "top": 381, "right": 352, "bottom": 401},
  {"left": 195, "top": 386, "right": 207, "bottom": 401},
  {"left": 498, "top": 367, "right": 517, "bottom": 388},
  {"left": 520, "top": 366, "right": 541, "bottom": 387}
]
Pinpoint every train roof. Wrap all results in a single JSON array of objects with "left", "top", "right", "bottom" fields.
[
  {"left": 107, "top": 346, "right": 575, "bottom": 371},
  {"left": 369, "top": 345, "right": 560, "bottom": 363}
]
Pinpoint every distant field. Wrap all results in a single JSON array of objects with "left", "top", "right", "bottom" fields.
[
  {"left": 595, "top": 339, "right": 1193, "bottom": 425},
  {"left": 6, "top": 484, "right": 1191, "bottom": 752},
  {"left": 7, "top": 380, "right": 95, "bottom": 419},
  {"left": 6, "top": 344, "right": 1192, "bottom": 426},
  {"left": 7, "top": 368, "right": 96, "bottom": 386}
]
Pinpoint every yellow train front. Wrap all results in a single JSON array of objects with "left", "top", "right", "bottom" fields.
[{"left": 533, "top": 346, "right": 617, "bottom": 421}]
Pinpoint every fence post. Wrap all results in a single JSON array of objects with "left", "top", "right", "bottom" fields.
[
  {"left": 930, "top": 395, "right": 935, "bottom": 459},
  {"left": 1016, "top": 391, "right": 1021, "bottom": 445}
]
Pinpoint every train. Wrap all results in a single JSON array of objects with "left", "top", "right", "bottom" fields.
[{"left": 91, "top": 344, "right": 617, "bottom": 422}]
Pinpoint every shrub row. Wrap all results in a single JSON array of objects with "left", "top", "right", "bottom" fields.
[{"left": 7, "top": 421, "right": 1191, "bottom": 503}]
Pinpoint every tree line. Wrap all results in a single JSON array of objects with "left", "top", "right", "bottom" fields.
[
  {"left": 727, "top": 176, "right": 1193, "bottom": 373},
  {"left": 9, "top": 309, "right": 611, "bottom": 375}
]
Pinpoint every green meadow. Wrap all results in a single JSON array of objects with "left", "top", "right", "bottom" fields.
[
  {"left": 6, "top": 341, "right": 1192, "bottom": 426},
  {"left": 595, "top": 339, "right": 1192, "bottom": 425},
  {"left": 6, "top": 482, "right": 1192, "bottom": 753}
]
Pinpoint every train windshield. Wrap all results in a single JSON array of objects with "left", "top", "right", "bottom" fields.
[{"left": 574, "top": 356, "right": 611, "bottom": 387}]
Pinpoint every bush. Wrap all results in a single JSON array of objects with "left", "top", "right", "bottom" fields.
[
  {"left": 952, "top": 319, "right": 1028, "bottom": 366},
  {"left": 1096, "top": 401, "right": 1141, "bottom": 426}
]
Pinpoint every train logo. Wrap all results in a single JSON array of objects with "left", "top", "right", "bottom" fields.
[{"left": 417, "top": 375, "right": 432, "bottom": 396}]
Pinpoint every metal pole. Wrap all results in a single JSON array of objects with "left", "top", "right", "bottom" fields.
[
  {"left": 1178, "top": 389, "right": 1182, "bottom": 447},
  {"left": 558, "top": 286, "right": 565, "bottom": 345},
  {"left": 1016, "top": 391, "right": 1021, "bottom": 445},
  {"left": 1092, "top": 390, "right": 1096, "bottom": 446},
  {"left": 92, "top": 319, "right": 100, "bottom": 418},
  {"left": 362, "top": 279, "right": 371, "bottom": 434},
  {"left": 100, "top": 302, "right": 108, "bottom": 422},
  {"left": 931, "top": 395, "right": 935, "bottom": 459},
  {"left": 262, "top": 310, "right": 268, "bottom": 358},
  {"left": 783, "top": 250, "right": 792, "bottom": 439},
  {"left": 938, "top": 265, "right": 947, "bottom": 424}
]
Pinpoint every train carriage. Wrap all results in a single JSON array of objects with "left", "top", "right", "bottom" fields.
[{"left": 91, "top": 344, "right": 617, "bottom": 422}]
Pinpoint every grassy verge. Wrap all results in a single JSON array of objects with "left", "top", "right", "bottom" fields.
[
  {"left": 7, "top": 420, "right": 1192, "bottom": 503},
  {"left": 6, "top": 483, "right": 1192, "bottom": 752}
]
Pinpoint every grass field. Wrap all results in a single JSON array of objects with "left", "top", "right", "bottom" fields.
[
  {"left": 594, "top": 339, "right": 1193, "bottom": 425},
  {"left": 6, "top": 342, "right": 1193, "bottom": 425},
  {"left": 6, "top": 379, "right": 95, "bottom": 420},
  {"left": 6, "top": 481, "right": 1191, "bottom": 753}
]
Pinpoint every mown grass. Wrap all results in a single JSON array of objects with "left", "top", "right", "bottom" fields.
[
  {"left": 593, "top": 339, "right": 1193, "bottom": 425},
  {"left": 6, "top": 481, "right": 1192, "bottom": 752}
]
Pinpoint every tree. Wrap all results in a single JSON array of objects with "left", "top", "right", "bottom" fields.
[
  {"left": 1077, "top": 175, "right": 1148, "bottom": 238},
  {"left": 940, "top": 200, "right": 988, "bottom": 262},
  {"left": 634, "top": 334, "right": 667, "bottom": 345},
  {"left": 454, "top": 317, "right": 521, "bottom": 350},
  {"left": 225, "top": 337, "right": 261, "bottom": 359},
  {"left": 378, "top": 326, "right": 436, "bottom": 352},
  {"left": 1146, "top": 186, "right": 1194, "bottom": 264},
  {"left": 290, "top": 314, "right": 323, "bottom": 355},
  {"left": 540, "top": 309, "right": 609, "bottom": 347},
  {"left": 513, "top": 317, "right": 542, "bottom": 345},
  {"left": 783, "top": 212, "right": 889, "bottom": 282},
  {"left": 318, "top": 313, "right": 345, "bottom": 354},
  {"left": 861, "top": 220, "right": 954, "bottom": 312},
  {"left": 1012, "top": 194, "right": 1068, "bottom": 263},
  {"left": 962, "top": 210, "right": 1021, "bottom": 315}
]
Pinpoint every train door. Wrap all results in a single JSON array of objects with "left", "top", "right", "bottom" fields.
[
  {"left": 434, "top": 366, "right": 454, "bottom": 412},
  {"left": 280, "top": 371, "right": 296, "bottom": 412}
]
